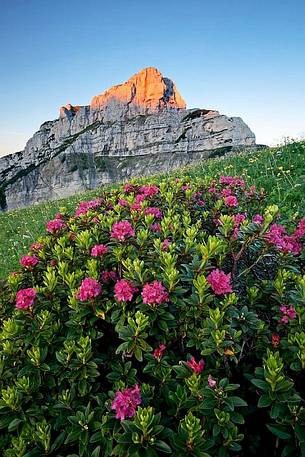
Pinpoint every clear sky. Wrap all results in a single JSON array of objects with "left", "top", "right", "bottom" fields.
[{"left": 0, "top": 0, "right": 305, "bottom": 156}]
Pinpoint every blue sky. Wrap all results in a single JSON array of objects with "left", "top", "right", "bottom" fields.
[{"left": 0, "top": 0, "right": 305, "bottom": 156}]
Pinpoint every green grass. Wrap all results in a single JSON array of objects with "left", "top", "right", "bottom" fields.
[{"left": 0, "top": 140, "right": 304, "bottom": 278}]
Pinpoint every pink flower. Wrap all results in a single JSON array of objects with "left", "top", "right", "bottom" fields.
[
  {"left": 91, "top": 244, "right": 108, "bottom": 257},
  {"left": 46, "top": 219, "right": 66, "bottom": 233},
  {"left": 16, "top": 288, "right": 36, "bottom": 309},
  {"left": 252, "top": 214, "right": 264, "bottom": 224},
  {"left": 111, "top": 221, "right": 135, "bottom": 241},
  {"left": 295, "top": 218, "right": 305, "bottom": 239},
  {"left": 222, "top": 187, "right": 232, "bottom": 197},
  {"left": 153, "top": 344, "right": 166, "bottom": 360},
  {"left": 208, "top": 187, "right": 217, "bottom": 194},
  {"left": 265, "top": 224, "right": 302, "bottom": 255},
  {"left": 123, "top": 183, "right": 135, "bottom": 193},
  {"left": 30, "top": 242, "right": 44, "bottom": 251},
  {"left": 135, "top": 194, "right": 146, "bottom": 204},
  {"left": 219, "top": 176, "right": 245, "bottom": 188},
  {"left": 144, "top": 207, "right": 163, "bottom": 219},
  {"left": 182, "top": 184, "right": 191, "bottom": 191},
  {"left": 112, "top": 384, "right": 141, "bottom": 420},
  {"left": 224, "top": 195, "right": 238, "bottom": 207},
  {"left": 75, "top": 199, "right": 103, "bottom": 217},
  {"left": 187, "top": 356, "right": 205, "bottom": 374},
  {"left": 19, "top": 255, "right": 39, "bottom": 269},
  {"left": 100, "top": 270, "right": 117, "bottom": 283},
  {"left": 233, "top": 213, "right": 246, "bottom": 227},
  {"left": 207, "top": 269, "right": 233, "bottom": 295},
  {"left": 77, "top": 278, "right": 102, "bottom": 301},
  {"left": 55, "top": 212, "right": 63, "bottom": 219},
  {"left": 130, "top": 203, "right": 142, "bottom": 212},
  {"left": 139, "top": 185, "right": 159, "bottom": 196},
  {"left": 114, "top": 279, "right": 137, "bottom": 302},
  {"left": 151, "top": 223, "right": 161, "bottom": 232},
  {"left": 142, "top": 281, "right": 169, "bottom": 305},
  {"left": 280, "top": 305, "right": 297, "bottom": 324},
  {"left": 161, "top": 239, "right": 170, "bottom": 251},
  {"left": 118, "top": 199, "right": 128, "bottom": 207},
  {"left": 208, "top": 374, "right": 217, "bottom": 388},
  {"left": 272, "top": 334, "right": 281, "bottom": 347}
]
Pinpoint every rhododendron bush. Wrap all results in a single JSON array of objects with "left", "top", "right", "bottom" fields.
[{"left": 0, "top": 176, "right": 304, "bottom": 457}]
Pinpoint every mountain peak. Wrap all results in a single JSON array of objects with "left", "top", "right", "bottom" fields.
[{"left": 90, "top": 67, "right": 186, "bottom": 111}]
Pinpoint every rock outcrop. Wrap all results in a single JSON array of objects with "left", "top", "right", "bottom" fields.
[{"left": 0, "top": 67, "right": 256, "bottom": 211}]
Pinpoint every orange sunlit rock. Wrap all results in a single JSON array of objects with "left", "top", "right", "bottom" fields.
[{"left": 90, "top": 67, "right": 186, "bottom": 111}]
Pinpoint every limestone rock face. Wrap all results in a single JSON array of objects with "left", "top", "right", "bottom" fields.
[{"left": 0, "top": 68, "right": 256, "bottom": 211}]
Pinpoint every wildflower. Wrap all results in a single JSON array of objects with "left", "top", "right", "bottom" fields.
[
  {"left": 222, "top": 187, "right": 232, "bottom": 197},
  {"left": 142, "top": 281, "right": 169, "bottom": 305},
  {"left": 19, "top": 255, "right": 39, "bottom": 269},
  {"left": 153, "top": 344, "right": 166, "bottom": 360},
  {"left": 30, "top": 242, "right": 44, "bottom": 251},
  {"left": 55, "top": 212, "right": 63, "bottom": 219},
  {"left": 111, "top": 221, "right": 135, "bottom": 241},
  {"left": 294, "top": 217, "right": 305, "bottom": 239},
  {"left": 139, "top": 185, "right": 159, "bottom": 196},
  {"left": 114, "top": 279, "right": 137, "bottom": 302},
  {"left": 208, "top": 374, "right": 217, "bottom": 388},
  {"left": 100, "top": 270, "right": 117, "bottom": 283},
  {"left": 91, "top": 244, "right": 108, "bottom": 257},
  {"left": 252, "top": 214, "right": 264, "bottom": 224},
  {"left": 50, "top": 259, "right": 58, "bottom": 267},
  {"left": 181, "top": 184, "right": 191, "bottom": 191},
  {"left": 208, "top": 187, "right": 217, "bottom": 193},
  {"left": 279, "top": 305, "right": 297, "bottom": 324},
  {"left": 233, "top": 213, "right": 246, "bottom": 227},
  {"left": 130, "top": 202, "right": 142, "bottom": 212},
  {"left": 151, "top": 223, "right": 161, "bottom": 232},
  {"left": 46, "top": 219, "right": 66, "bottom": 233},
  {"left": 207, "top": 269, "right": 233, "bottom": 295},
  {"left": 187, "top": 356, "right": 205, "bottom": 374},
  {"left": 161, "top": 239, "right": 170, "bottom": 251},
  {"left": 144, "top": 207, "right": 163, "bottom": 219},
  {"left": 77, "top": 278, "right": 102, "bottom": 301},
  {"left": 111, "top": 384, "right": 141, "bottom": 420},
  {"left": 123, "top": 183, "right": 135, "bottom": 193},
  {"left": 265, "top": 224, "right": 302, "bottom": 255},
  {"left": 16, "top": 288, "right": 36, "bottom": 309},
  {"left": 272, "top": 334, "right": 281, "bottom": 347},
  {"left": 75, "top": 199, "right": 103, "bottom": 217},
  {"left": 224, "top": 195, "right": 238, "bottom": 207},
  {"left": 118, "top": 199, "right": 128, "bottom": 207}
]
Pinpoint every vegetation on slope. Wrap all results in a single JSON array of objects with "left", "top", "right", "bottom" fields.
[{"left": 0, "top": 140, "right": 304, "bottom": 278}]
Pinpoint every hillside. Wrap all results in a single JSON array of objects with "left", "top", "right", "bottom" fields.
[{"left": 0, "top": 140, "right": 304, "bottom": 278}]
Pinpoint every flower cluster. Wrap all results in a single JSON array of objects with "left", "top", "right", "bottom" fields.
[
  {"left": 46, "top": 218, "right": 66, "bottom": 233},
  {"left": 207, "top": 269, "right": 232, "bottom": 295},
  {"left": 141, "top": 281, "right": 169, "bottom": 305},
  {"left": 111, "top": 220, "right": 135, "bottom": 241},
  {"left": 91, "top": 244, "right": 108, "bottom": 257},
  {"left": 16, "top": 288, "right": 36, "bottom": 309},
  {"left": 279, "top": 305, "right": 297, "bottom": 324},
  {"left": 111, "top": 384, "right": 141, "bottom": 420},
  {"left": 114, "top": 279, "right": 138, "bottom": 302},
  {"left": 77, "top": 278, "right": 102, "bottom": 301},
  {"left": 19, "top": 255, "right": 39, "bottom": 268},
  {"left": 187, "top": 356, "right": 205, "bottom": 374}
]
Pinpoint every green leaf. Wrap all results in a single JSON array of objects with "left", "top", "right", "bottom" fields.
[
  {"left": 258, "top": 394, "right": 273, "bottom": 408},
  {"left": 154, "top": 440, "right": 172, "bottom": 453},
  {"left": 230, "top": 396, "right": 247, "bottom": 407},
  {"left": 8, "top": 418, "right": 22, "bottom": 432},
  {"left": 267, "top": 424, "right": 292, "bottom": 440},
  {"left": 251, "top": 379, "right": 269, "bottom": 391}
]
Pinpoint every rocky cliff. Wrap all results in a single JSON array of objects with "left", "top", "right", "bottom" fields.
[{"left": 0, "top": 67, "right": 256, "bottom": 211}]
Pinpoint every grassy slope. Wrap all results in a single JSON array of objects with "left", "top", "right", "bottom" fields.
[{"left": 0, "top": 141, "right": 304, "bottom": 278}]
